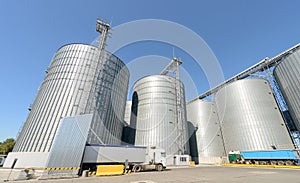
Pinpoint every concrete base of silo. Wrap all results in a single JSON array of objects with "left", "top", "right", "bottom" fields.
[
  {"left": 198, "top": 156, "right": 224, "bottom": 165},
  {"left": 3, "top": 152, "right": 49, "bottom": 169}
]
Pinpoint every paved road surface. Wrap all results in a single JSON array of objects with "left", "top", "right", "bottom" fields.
[{"left": 1, "top": 166, "right": 300, "bottom": 183}]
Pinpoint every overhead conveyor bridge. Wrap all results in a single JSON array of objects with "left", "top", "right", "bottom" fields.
[{"left": 197, "top": 43, "right": 300, "bottom": 99}]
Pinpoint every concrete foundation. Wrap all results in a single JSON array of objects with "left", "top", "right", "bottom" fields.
[{"left": 3, "top": 152, "right": 49, "bottom": 169}]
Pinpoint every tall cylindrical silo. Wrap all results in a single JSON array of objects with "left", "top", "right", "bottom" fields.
[
  {"left": 13, "top": 44, "right": 129, "bottom": 153},
  {"left": 215, "top": 78, "right": 293, "bottom": 154},
  {"left": 186, "top": 99, "right": 225, "bottom": 163},
  {"left": 132, "top": 75, "right": 189, "bottom": 160},
  {"left": 273, "top": 49, "right": 300, "bottom": 131}
]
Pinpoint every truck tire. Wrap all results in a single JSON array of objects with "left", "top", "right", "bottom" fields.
[
  {"left": 156, "top": 164, "right": 163, "bottom": 171},
  {"left": 133, "top": 165, "right": 142, "bottom": 172},
  {"left": 259, "top": 161, "right": 267, "bottom": 165},
  {"left": 285, "top": 160, "right": 293, "bottom": 166},
  {"left": 231, "top": 160, "right": 237, "bottom": 164},
  {"left": 277, "top": 161, "right": 284, "bottom": 165}
]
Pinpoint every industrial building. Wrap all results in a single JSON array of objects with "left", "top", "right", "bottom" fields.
[
  {"left": 186, "top": 44, "right": 300, "bottom": 164},
  {"left": 3, "top": 18, "right": 300, "bottom": 176},
  {"left": 13, "top": 44, "right": 129, "bottom": 153},
  {"left": 186, "top": 99, "right": 225, "bottom": 164},
  {"left": 132, "top": 75, "right": 190, "bottom": 164},
  {"left": 273, "top": 49, "right": 300, "bottom": 131},
  {"left": 4, "top": 20, "right": 129, "bottom": 172},
  {"left": 215, "top": 78, "right": 293, "bottom": 153}
]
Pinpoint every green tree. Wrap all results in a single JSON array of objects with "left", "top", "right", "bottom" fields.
[{"left": 0, "top": 138, "right": 15, "bottom": 155}]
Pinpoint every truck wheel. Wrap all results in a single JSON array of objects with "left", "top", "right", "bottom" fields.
[
  {"left": 285, "top": 160, "right": 293, "bottom": 166},
  {"left": 277, "top": 161, "right": 284, "bottom": 165},
  {"left": 259, "top": 161, "right": 267, "bottom": 165},
  {"left": 134, "top": 165, "right": 142, "bottom": 172},
  {"left": 156, "top": 164, "right": 163, "bottom": 171}
]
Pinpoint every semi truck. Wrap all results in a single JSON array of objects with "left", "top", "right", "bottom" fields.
[
  {"left": 228, "top": 149, "right": 300, "bottom": 165},
  {"left": 82, "top": 144, "right": 167, "bottom": 172},
  {"left": 0, "top": 155, "right": 6, "bottom": 167}
]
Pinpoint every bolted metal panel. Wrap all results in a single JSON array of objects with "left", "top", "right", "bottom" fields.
[
  {"left": 43, "top": 114, "right": 93, "bottom": 176},
  {"left": 215, "top": 78, "right": 293, "bottom": 154},
  {"left": 13, "top": 44, "right": 129, "bottom": 153},
  {"left": 186, "top": 99, "right": 225, "bottom": 160},
  {"left": 133, "top": 75, "right": 189, "bottom": 157},
  {"left": 274, "top": 49, "right": 300, "bottom": 131},
  {"left": 86, "top": 50, "right": 130, "bottom": 145}
]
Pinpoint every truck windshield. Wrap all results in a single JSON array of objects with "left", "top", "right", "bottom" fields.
[{"left": 161, "top": 152, "right": 166, "bottom": 157}]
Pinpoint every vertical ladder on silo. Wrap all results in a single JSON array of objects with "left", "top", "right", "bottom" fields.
[
  {"left": 160, "top": 58, "right": 185, "bottom": 154},
  {"left": 84, "top": 19, "right": 111, "bottom": 144}
]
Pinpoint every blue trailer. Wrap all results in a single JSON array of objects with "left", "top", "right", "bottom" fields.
[{"left": 228, "top": 149, "right": 300, "bottom": 165}]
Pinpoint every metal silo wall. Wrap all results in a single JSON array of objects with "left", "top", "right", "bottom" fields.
[
  {"left": 273, "top": 49, "right": 300, "bottom": 131},
  {"left": 13, "top": 44, "right": 129, "bottom": 152},
  {"left": 215, "top": 78, "right": 293, "bottom": 154},
  {"left": 86, "top": 50, "right": 129, "bottom": 145},
  {"left": 133, "top": 75, "right": 189, "bottom": 157},
  {"left": 186, "top": 99, "right": 225, "bottom": 163}
]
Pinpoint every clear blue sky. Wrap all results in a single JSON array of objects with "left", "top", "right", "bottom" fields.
[{"left": 1, "top": 0, "right": 300, "bottom": 141}]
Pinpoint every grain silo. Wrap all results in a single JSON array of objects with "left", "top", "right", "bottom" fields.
[
  {"left": 132, "top": 75, "right": 189, "bottom": 161},
  {"left": 215, "top": 78, "right": 293, "bottom": 153},
  {"left": 13, "top": 43, "right": 129, "bottom": 153},
  {"left": 273, "top": 48, "right": 300, "bottom": 131},
  {"left": 186, "top": 99, "right": 225, "bottom": 164}
]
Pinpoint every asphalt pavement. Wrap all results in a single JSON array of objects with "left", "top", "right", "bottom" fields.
[{"left": 1, "top": 165, "right": 300, "bottom": 183}]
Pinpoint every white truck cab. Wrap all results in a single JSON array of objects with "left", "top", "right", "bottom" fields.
[
  {"left": 0, "top": 155, "right": 7, "bottom": 167},
  {"left": 145, "top": 147, "right": 167, "bottom": 169}
]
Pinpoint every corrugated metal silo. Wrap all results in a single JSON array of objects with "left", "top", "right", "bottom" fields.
[
  {"left": 215, "top": 78, "right": 293, "bottom": 153},
  {"left": 273, "top": 49, "right": 300, "bottom": 131},
  {"left": 186, "top": 99, "right": 225, "bottom": 163},
  {"left": 13, "top": 44, "right": 129, "bottom": 153},
  {"left": 133, "top": 75, "right": 189, "bottom": 158}
]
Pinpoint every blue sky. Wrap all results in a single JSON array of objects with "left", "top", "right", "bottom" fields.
[{"left": 1, "top": 0, "right": 300, "bottom": 141}]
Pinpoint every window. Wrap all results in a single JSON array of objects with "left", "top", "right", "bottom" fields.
[{"left": 180, "top": 157, "right": 187, "bottom": 162}]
